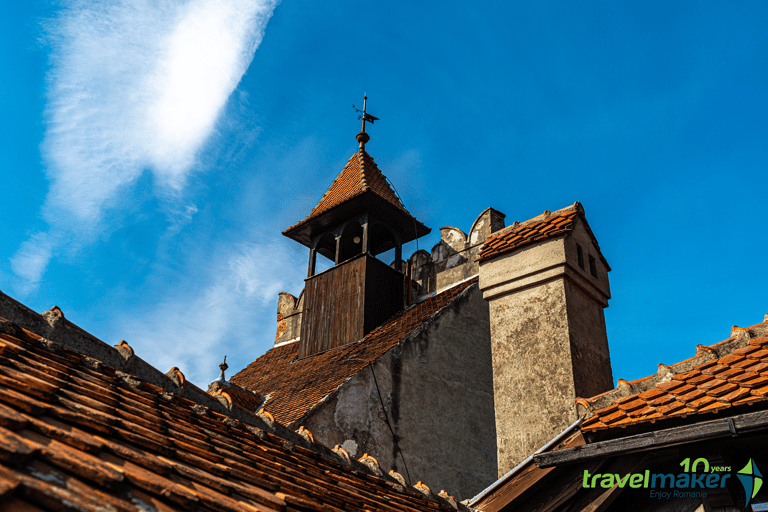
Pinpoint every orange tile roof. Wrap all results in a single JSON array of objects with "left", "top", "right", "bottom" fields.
[
  {"left": 478, "top": 203, "right": 581, "bottom": 262},
  {"left": 208, "top": 380, "right": 264, "bottom": 414},
  {"left": 231, "top": 277, "right": 478, "bottom": 427},
  {"left": 0, "top": 317, "right": 466, "bottom": 511},
  {"left": 283, "top": 148, "right": 414, "bottom": 234},
  {"left": 580, "top": 318, "right": 768, "bottom": 432}
]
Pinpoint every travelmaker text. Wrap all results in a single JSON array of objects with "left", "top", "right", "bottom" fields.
[
  {"left": 582, "top": 470, "right": 730, "bottom": 489},
  {"left": 583, "top": 457, "right": 733, "bottom": 490}
]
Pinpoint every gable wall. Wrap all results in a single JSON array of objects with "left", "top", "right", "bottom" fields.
[{"left": 302, "top": 284, "right": 497, "bottom": 501}]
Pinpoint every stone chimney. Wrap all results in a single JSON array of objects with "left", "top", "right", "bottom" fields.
[{"left": 477, "top": 203, "right": 613, "bottom": 476}]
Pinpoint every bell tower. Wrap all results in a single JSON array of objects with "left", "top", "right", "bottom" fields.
[{"left": 282, "top": 96, "right": 430, "bottom": 358}]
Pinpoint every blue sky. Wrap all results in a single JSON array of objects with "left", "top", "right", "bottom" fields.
[{"left": 1, "top": 0, "right": 766, "bottom": 388}]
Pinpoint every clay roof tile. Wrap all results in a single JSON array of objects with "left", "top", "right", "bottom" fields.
[
  {"left": 477, "top": 203, "right": 592, "bottom": 263},
  {"left": 0, "top": 315, "right": 462, "bottom": 512},
  {"left": 581, "top": 315, "right": 768, "bottom": 432}
]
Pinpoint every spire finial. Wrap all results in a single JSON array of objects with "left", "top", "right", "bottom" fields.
[{"left": 353, "top": 93, "right": 379, "bottom": 149}]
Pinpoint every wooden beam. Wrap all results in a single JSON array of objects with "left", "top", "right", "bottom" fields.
[
  {"left": 535, "top": 410, "right": 768, "bottom": 468},
  {"left": 560, "top": 453, "right": 650, "bottom": 512}
]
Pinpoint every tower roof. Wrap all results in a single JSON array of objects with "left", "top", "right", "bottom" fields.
[{"left": 282, "top": 147, "right": 430, "bottom": 247}]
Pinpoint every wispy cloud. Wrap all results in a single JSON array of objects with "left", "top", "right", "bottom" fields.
[
  {"left": 10, "top": 233, "right": 54, "bottom": 293},
  {"left": 12, "top": 0, "right": 278, "bottom": 288},
  {"left": 112, "top": 241, "right": 303, "bottom": 386}
]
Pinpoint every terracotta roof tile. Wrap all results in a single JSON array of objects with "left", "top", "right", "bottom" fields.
[
  {"left": 478, "top": 204, "right": 581, "bottom": 262},
  {"left": 685, "top": 373, "right": 715, "bottom": 386},
  {"left": 637, "top": 388, "right": 664, "bottom": 401},
  {"left": 687, "top": 395, "right": 717, "bottom": 410},
  {"left": 616, "top": 398, "right": 646, "bottom": 412},
  {"left": 231, "top": 278, "right": 478, "bottom": 426},
  {"left": 727, "top": 371, "right": 762, "bottom": 386},
  {"left": 0, "top": 318, "right": 463, "bottom": 511},
  {"left": 284, "top": 149, "right": 414, "bottom": 234},
  {"left": 705, "top": 381, "right": 738, "bottom": 397},
  {"left": 581, "top": 317, "right": 768, "bottom": 432},
  {"left": 656, "top": 379, "right": 686, "bottom": 392},
  {"left": 625, "top": 405, "right": 655, "bottom": 418},
  {"left": 732, "top": 358, "right": 760, "bottom": 370},
  {"left": 718, "top": 353, "right": 746, "bottom": 365},
  {"left": 601, "top": 409, "right": 628, "bottom": 425},
  {"left": 717, "top": 367, "right": 745, "bottom": 380},
  {"left": 733, "top": 344, "right": 762, "bottom": 356},
  {"left": 697, "top": 400, "right": 731, "bottom": 413},
  {"left": 677, "top": 388, "right": 706, "bottom": 403}
]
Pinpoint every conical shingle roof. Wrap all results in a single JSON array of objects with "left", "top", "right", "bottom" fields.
[{"left": 283, "top": 148, "right": 414, "bottom": 235}]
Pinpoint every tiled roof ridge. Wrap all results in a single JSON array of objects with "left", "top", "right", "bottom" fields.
[
  {"left": 288, "top": 279, "right": 480, "bottom": 429},
  {"left": 477, "top": 201, "right": 610, "bottom": 270},
  {"left": 358, "top": 148, "right": 369, "bottom": 190},
  {"left": 0, "top": 289, "right": 255, "bottom": 426},
  {"left": 577, "top": 315, "right": 768, "bottom": 420},
  {"left": 0, "top": 314, "right": 469, "bottom": 510},
  {"left": 357, "top": 148, "right": 413, "bottom": 216},
  {"left": 490, "top": 201, "right": 582, "bottom": 238}
]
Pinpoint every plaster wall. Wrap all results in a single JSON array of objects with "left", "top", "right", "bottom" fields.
[
  {"left": 563, "top": 220, "right": 610, "bottom": 303},
  {"left": 562, "top": 221, "right": 613, "bottom": 398},
  {"left": 484, "top": 278, "right": 579, "bottom": 476},
  {"left": 303, "top": 284, "right": 497, "bottom": 501},
  {"left": 563, "top": 279, "right": 613, "bottom": 399},
  {"left": 478, "top": 218, "right": 613, "bottom": 476}
]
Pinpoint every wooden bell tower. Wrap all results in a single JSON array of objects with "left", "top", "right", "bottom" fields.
[{"left": 282, "top": 96, "right": 430, "bottom": 358}]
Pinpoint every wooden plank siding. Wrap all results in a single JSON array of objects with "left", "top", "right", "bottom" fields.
[
  {"left": 363, "top": 256, "right": 404, "bottom": 334},
  {"left": 299, "top": 254, "right": 403, "bottom": 359}
]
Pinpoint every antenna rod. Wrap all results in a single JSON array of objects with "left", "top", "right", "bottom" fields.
[{"left": 361, "top": 93, "right": 368, "bottom": 133}]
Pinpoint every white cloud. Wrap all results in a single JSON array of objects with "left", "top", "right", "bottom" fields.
[
  {"left": 12, "top": 0, "right": 278, "bottom": 289},
  {"left": 10, "top": 232, "right": 54, "bottom": 290},
  {"left": 113, "top": 241, "right": 303, "bottom": 386}
]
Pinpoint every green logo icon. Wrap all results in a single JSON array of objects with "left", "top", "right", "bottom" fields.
[{"left": 737, "top": 459, "right": 763, "bottom": 507}]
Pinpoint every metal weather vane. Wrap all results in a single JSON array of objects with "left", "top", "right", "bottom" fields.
[{"left": 353, "top": 94, "right": 379, "bottom": 148}]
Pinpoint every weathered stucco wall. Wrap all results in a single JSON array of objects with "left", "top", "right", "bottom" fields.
[
  {"left": 484, "top": 278, "right": 579, "bottom": 475},
  {"left": 562, "top": 221, "right": 613, "bottom": 398},
  {"left": 563, "top": 280, "right": 613, "bottom": 399},
  {"left": 303, "top": 284, "right": 497, "bottom": 501},
  {"left": 478, "top": 217, "right": 613, "bottom": 476}
]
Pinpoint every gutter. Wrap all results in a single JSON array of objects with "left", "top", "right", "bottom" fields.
[
  {"left": 534, "top": 409, "right": 768, "bottom": 468},
  {"left": 468, "top": 418, "right": 583, "bottom": 507}
]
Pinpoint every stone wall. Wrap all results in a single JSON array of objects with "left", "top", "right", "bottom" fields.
[
  {"left": 302, "top": 284, "right": 497, "bottom": 501},
  {"left": 274, "top": 291, "right": 304, "bottom": 345},
  {"left": 410, "top": 207, "right": 505, "bottom": 299}
]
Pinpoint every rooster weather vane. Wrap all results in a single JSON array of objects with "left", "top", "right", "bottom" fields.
[{"left": 353, "top": 93, "right": 379, "bottom": 148}]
